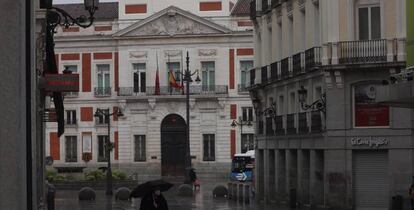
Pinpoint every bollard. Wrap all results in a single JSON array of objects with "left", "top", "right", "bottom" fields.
[{"left": 46, "top": 181, "right": 55, "bottom": 210}]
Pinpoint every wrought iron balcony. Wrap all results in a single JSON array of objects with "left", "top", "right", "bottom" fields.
[
  {"left": 286, "top": 113, "right": 296, "bottom": 134},
  {"left": 281, "top": 57, "right": 291, "bottom": 79},
  {"left": 275, "top": 115, "right": 285, "bottom": 135},
  {"left": 305, "top": 47, "right": 321, "bottom": 71},
  {"left": 262, "top": 0, "right": 269, "bottom": 12},
  {"left": 250, "top": 68, "right": 256, "bottom": 86},
  {"left": 311, "top": 110, "right": 322, "bottom": 133},
  {"left": 266, "top": 117, "right": 274, "bottom": 136},
  {"left": 298, "top": 112, "right": 308, "bottom": 134},
  {"left": 94, "top": 87, "right": 111, "bottom": 97},
  {"left": 250, "top": 0, "right": 257, "bottom": 20},
  {"left": 118, "top": 85, "right": 228, "bottom": 96},
  {"left": 338, "top": 39, "right": 387, "bottom": 64},
  {"left": 65, "top": 119, "right": 77, "bottom": 127},
  {"left": 270, "top": 61, "right": 279, "bottom": 81},
  {"left": 271, "top": 0, "right": 281, "bottom": 8},
  {"left": 64, "top": 92, "right": 79, "bottom": 98},
  {"left": 293, "top": 52, "right": 305, "bottom": 76},
  {"left": 261, "top": 66, "right": 268, "bottom": 84}
]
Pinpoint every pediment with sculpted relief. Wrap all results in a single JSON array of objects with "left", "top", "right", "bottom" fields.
[{"left": 114, "top": 6, "right": 231, "bottom": 37}]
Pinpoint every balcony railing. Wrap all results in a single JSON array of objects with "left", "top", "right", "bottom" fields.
[
  {"left": 261, "top": 66, "right": 268, "bottom": 84},
  {"left": 298, "top": 112, "right": 308, "bottom": 134},
  {"left": 250, "top": 68, "right": 256, "bottom": 86},
  {"left": 293, "top": 52, "right": 305, "bottom": 76},
  {"left": 250, "top": 0, "right": 257, "bottom": 20},
  {"left": 305, "top": 47, "right": 322, "bottom": 71},
  {"left": 65, "top": 119, "right": 77, "bottom": 127},
  {"left": 275, "top": 115, "right": 284, "bottom": 135},
  {"left": 118, "top": 85, "right": 228, "bottom": 96},
  {"left": 311, "top": 110, "right": 322, "bottom": 133},
  {"left": 238, "top": 84, "right": 248, "bottom": 93},
  {"left": 338, "top": 39, "right": 387, "bottom": 64},
  {"left": 262, "top": 0, "right": 269, "bottom": 12},
  {"left": 94, "top": 87, "right": 111, "bottom": 97},
  {"left": 270, "top": 61, "right": 279, "bottom": 81},
  {"left": 266, "top": 117, "right": 274, "bottom": 136},
  {"left": 271, "top": 0, "right": 281, "bottom": 8},
  {"left": 286, "top": 113, "right": 296, "bottom": 134},
  {"left": 281, "top": 57, "right": 292, "bottom": 79}
]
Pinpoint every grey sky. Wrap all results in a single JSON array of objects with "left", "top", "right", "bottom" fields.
[{"left": 53, "top": 0, "right": 115, "bottom": 4}]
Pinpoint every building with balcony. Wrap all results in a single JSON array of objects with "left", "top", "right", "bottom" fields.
[
  {"left": 249, "top": 0, "right": 409, "bottom": 209},
  {"left": 45, "top": 0, "right": 256, "bottom": 180}
]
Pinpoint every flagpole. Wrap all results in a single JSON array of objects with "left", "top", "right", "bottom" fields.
[
  {"left": 181, "top": 50, "right": 184, "bottom": 95},
  {"left": 168, "top": 53, "right": 172, "bottom": 95},
  {"left": 155, "top": 50, "right": 160, "bottom": 95}
]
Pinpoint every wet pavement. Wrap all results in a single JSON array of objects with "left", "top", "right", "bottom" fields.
[{"left": 55, "top": 179, "right": 290, "bottom": 210}]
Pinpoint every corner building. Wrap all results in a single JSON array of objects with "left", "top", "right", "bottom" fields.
[
  {"left": 45, "top": 0, "right": 255, "bottom": 180},
  {"left": 249, "top": 0, "right": 410, "bottom": 209}
]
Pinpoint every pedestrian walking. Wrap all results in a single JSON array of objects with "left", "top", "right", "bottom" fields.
[
  {"left": 140, "top": 188, "right": 168, "bottom": 210},
  {"left": 189, "top": 168, "right": 200, "bottom": 190},
  {"left": 409, "top": 184, "right": 414, "bottom": 210}
]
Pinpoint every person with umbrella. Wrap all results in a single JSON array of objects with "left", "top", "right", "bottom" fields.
[{"left": 131, "top": 179, "right": 172, "bottom": 210}]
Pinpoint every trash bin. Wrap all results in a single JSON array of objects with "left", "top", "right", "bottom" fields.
[
  {"left": 289, "top": 188, "right": 297, "bottom": 208},
  {"left": 391, "top": 195, "right": 403, "bottom": 210},
  {"left": 46, "top": 181, "right": 55, "bottom": 210}
]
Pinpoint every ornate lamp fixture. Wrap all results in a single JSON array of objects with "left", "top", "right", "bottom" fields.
[
  {"left": 47, "top": 0, "right": 99, "bottom": 30},
  {"left": 297, "top": 86, "right": 326, "bottom": 113}
]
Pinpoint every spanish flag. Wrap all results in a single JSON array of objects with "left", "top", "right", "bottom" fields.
[{"left": 169, "top": 70, "right": 183, "bottom": 89}]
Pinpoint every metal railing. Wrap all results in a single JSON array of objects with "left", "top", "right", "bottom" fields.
[
  {"left": 298, "top": 112, "right": 308, "bottom": 134},
  {"left": 270, "top": 61, "right": 279, "bottom": 81},
  {"left": 261, "top": 66, "right": 268, "bottom": 84},
  {"left": 250, "top": 0, "right": 257, "bottom": 20},
  {"left": 311, "top": 110, "right": 322, "bottom": 133},
  {"left": 305, "top": 47, "right": 321, "bottom": 71},
  {"left": 293, "top": 52, "right": 305, "bottom": 76},
  {"left": 65, "top": 119, "right": 77, "bottom": 126},
  {"left": 118, "top": 85, "right": 228, "bottom": 96},
  {"left": 64, "top": 92, "right": 79, "bottom": 98},
  {"left": 338, "top": 39, "right": 387, "bottom": 64},
  {"left": 286, "top": 113, "right": 296, "bottom": 134},
  {"left": 271, "top": 0, "right": 281, "bottom": 8},
  {"left": 94, "top": 87, "right": 111, "bottom": 96},
  {"left": 275, "top": 115, "right": 284, "bottom": 135},
  {"left": 281, "top": 57, "right": 291, "bottom": 79}
]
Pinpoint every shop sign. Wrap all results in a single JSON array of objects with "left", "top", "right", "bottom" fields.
[
  {"left": 44, "top": 74, "right": 79, "bottom": 92},
  {"left": 351, "top": 137, "right": 389, "bottom": 148},
  {"left": 354, "top": 83, "right": 389, "bottom": 127}
]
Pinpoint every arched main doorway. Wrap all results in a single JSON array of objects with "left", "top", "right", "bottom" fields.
[{"left": 161, "top": 114, "right": 187, "bottom": 177}]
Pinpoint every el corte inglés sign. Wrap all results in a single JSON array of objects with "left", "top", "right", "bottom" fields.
[{"left": 351, "top": 137, "right": 389, "bottom": 148}]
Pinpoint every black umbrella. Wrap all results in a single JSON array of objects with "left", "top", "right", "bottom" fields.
[{"left": 130, "top": 179, "right": 173, "bottom": 198}]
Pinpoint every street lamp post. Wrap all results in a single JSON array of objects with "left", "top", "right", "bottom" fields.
[
  {"left": 94, "top": 108, "right": 123, "bottom": 195},
  {"left": 231, "top": 117, "right": 253, "bottom": 152},
  {"left": 181, "top": 51, "right": 201, "bottom": 184}
]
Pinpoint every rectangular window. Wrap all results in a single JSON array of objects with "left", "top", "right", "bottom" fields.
[
  {"left": 241, "top": 134, "right": 254, "bottom": 153},
  {"left": 66, "top": 110, "right": 77, "bottom": 125},
  {"left": 63, "top": 65, "right": 77, "bottom": 73},
  {"left": 358, "top": 6, "right": 381, "bottom": 40},
  {"left": 134, "top": 135, "right": 146, "bottom": 162},
  {"left": 242, "top": 107, "right": 253, "bottom": 122},
  {"left": 98, "top": 135, "right": 109, "bottom": 162},
  {"left": 133, "top": 63, "right": 146, "bottom": 93},
  {"left": 65, "top": 136, "right": 77, "bottom": 162},
  {"left": 201, "top": 61, "right": 215, "bottom": 91},
  {"left": 97, "top": 64, "right": 110, "bottom": 95},
  {"left": 166, "top": 62, "right": 181, "bottom": 82},
  {"left": 240, "top": 61, "right": 253, "bottom": 88},
  {"left": 203, "top": 134, "right": 215, "bottom": 161},
  {"left": 96, "top": 109, "right": 109, "bottom": 124}
]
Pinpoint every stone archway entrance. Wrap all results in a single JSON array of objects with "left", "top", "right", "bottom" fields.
[{"left": 161, "top": 114, "right": 187, "bottom": 177}]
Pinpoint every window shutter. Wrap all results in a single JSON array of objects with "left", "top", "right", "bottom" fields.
[
  {"left": 50, "top": 132, "right": 60, "bottom": 160},
  {"left": 134, "top": 72, "right": 139, "bottom": 92},
  {"left": 210, "top": 136, "right": 215, "bottom": 160},
  {"left": 141, "top": 72, "right": 146, "bottom": 93}
]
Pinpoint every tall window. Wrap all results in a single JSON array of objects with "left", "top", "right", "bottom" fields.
[
  {"left": 66, "top": 110, "right": 77, "bottom": 125},
  {"left": 278, "top": 95, "right": 284, "bottom": 115},
  {"left": 166, "top": 62, "right": 181, "bottom": 82},
  {"left": 96, "top": 108, "right": 109, "bottom": 124},
  {"left": 358, "top": 6, "right": 381, "bottom": 40},
  {"left": 98, "top": 135, "right": 109, "bottom": 162},
  {"left": 242, "top": 107, "right": 253, "bottom": 122},
  {"left": 240, "top": 61, "right": 253, "bottom": 88},
  {"left": 65, "top": 136, "right": 77, "bottom": 162},
  {"left": 134, "top": 135, "right": 146, "bottom": 162},
  {"left": 203, "top": 134, "right": 215, "bottom": 161},
  {"left": 241, "top": 134, "right": 254, "bottom": 153},
  {"left": 133, "top": 63, "right": 146, "bottom": 93},
  {"left": 201, "top": 61, "right": 215, "bottom": 91},
  {"left": 97, "top": 64, "right": 110, "bottom": 95}
]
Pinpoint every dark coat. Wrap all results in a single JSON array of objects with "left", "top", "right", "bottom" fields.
[
  {"left": 140, "top": 193, "right": 168, "bottom": 210},
  {"left": 189, "top": 169, "right": 197, "bottom": 183}
]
